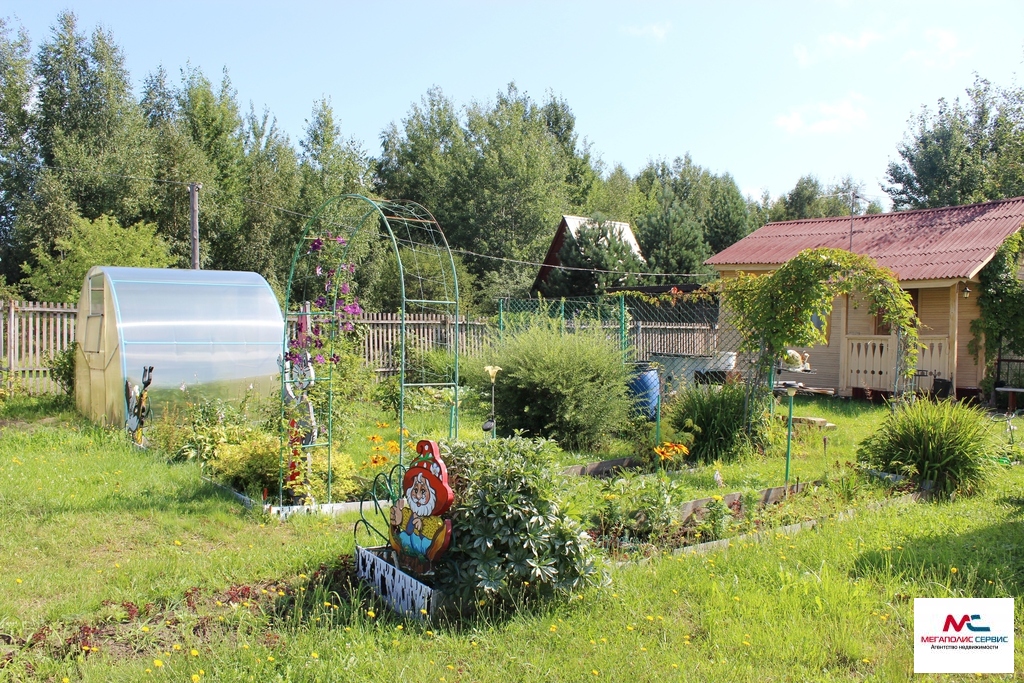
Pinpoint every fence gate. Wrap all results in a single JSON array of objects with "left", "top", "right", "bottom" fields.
[{"left": 2, "top": 301, "right": 78, "bottom": 394}]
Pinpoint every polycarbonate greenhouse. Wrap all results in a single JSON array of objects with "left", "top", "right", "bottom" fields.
[{"left": 75, "top": 266, "right": 284, "bottom": 426}]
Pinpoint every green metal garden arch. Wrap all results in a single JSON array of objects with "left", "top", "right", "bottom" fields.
[{"left": 278, "top": 195, "right": 460, "bottom": 507}]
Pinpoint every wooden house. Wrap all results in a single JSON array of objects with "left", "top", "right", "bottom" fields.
[{"left": 705, "top": 197, "right": 1024, "bottom": 398}]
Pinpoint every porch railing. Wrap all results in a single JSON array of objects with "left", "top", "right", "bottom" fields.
[{"left": 847, "top": 334, "right": 947, "bottom": 392}]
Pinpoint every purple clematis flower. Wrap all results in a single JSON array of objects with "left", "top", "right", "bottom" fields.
[
  {"left": 314, "top": 296, "right": 327, "bottom": 308},
  {"left": 342, "top": 323, "right": 354, "bottom": 333},
  {"left": 314, "top": 354, "right": 325, "bottom": 365},
  {"left": 343, "top": 302, "right": 362, "bottom": 316},
  {"left": 340, "top": 282, "right": 350, "bottom": 294},
  {"left": 309, "top": 237, "right": 323, "bottom": 253}
]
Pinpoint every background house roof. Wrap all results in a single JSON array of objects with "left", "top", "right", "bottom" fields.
[
  {"left": 533, "top": 215, "right": 644, "bottom": 290},
  {"left": 706, "top": 197, "right": 1024, "bottom": 281},
  {"left": 562, "top": 215, "right": 644, "bottom": 259}
]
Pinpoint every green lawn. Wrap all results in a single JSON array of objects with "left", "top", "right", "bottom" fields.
[{"left": 0, "top": 395, "right": 1021, "bottom": 681}]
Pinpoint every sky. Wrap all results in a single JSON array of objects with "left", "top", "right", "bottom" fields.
[{"left": 6, "top": 1, "right": 1024, "bottom": 207}]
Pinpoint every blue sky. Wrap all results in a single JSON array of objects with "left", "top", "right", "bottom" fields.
[{"left": 7, "top": 1, "right": 1024, "bottom": 206}]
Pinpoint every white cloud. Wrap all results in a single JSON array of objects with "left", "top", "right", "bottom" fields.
[
  {"left": 624, "top": 22, "right": 671, "bottom": 43},
  {"left": 774, "top": 94, "right": 868, "bottom": 135},
  {"left": 902, "top": 28, "right": 970, "bottom": 68},
  {"left": 793, "top": 30, "right": 882, "bottom": 67}
]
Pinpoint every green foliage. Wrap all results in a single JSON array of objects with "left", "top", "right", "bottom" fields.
[
  {"left": 21, "top": 214, "right": 174, "bottom": 302},
  {"left": 970, "top": 231, "right": 1024, "bottom": 371},
  {"left": 209, "top": 432, "right": 358, "bottom": 502},
  {"left": 484, "top": 317, "right": 631, "bottom": 450},
  {"left": 857, "top": 399, "right": 997, "bottom": 498},
  {"left": 885, "top": 77, "right": 1024, "bottom": 209},
  {"left": 436, "top": 437, "right": 599, "bottom": 605},
  {"left": 718, "top": 248, "right": 918, "bottom": 380},
  {"left": 43, "top": 342, "right": 77, "bottom": 397},
  {"left": 590, "top": 471, "right": 688, "bottom": 543},
  {"left": 670, "top": 382, "right": 753, "bottom": 463},
  {"left": 695, "top": 495, "right": 732, "bottom": 541},
  {"left": 541, "top": 218, "right": 644, "bottom": 297}
]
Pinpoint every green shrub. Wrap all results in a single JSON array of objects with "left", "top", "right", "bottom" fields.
[
  {"left": 210, "top": 432, "right": 358, "bottom": 503},
  {"left": 436, "top": 438, "right": 599, "bottom": 606},
  {"left": 857, "top": 399, "right": 997, "bottom": 498},
  {"left": 44, "top": 342, "right": 77, "bottom": 398},
  {"left": 484, "top": 318, "right": 631, "bottom": 451},
  {"left": 669, "top": 382, "right": 753, "bottom": 463},
  {"left": 590, "top": 471, "right": 688, "bottom": 543}
]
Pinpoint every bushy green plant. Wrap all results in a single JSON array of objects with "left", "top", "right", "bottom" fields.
[
  {"left": 483, "top": 318, "right": 631, "bottom": 451},
  {"left": 210, "top": 432, "right": 358, "bottom": 503},
  {"left": 590, "top": 471, "right": 687, "bottom": 543},
  {"left": 43, "top": 342, "right": 77, "bottom": 397},
  {"left": 695, "top": 495, "right": 732, "bottom": 541},
  {"left": 857, "top": 399, "right": 997, "bottom": 498},
  {"left": 436, "top": 437, "right": 599, "bottom": 606},
  {"left": 669, "top": 382, "right": 754, "bottom": 463}
]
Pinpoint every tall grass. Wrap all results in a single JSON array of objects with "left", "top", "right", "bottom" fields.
[
  {"left": 669, "top": 383, "right": 754, "bottom": 463},
  {"left": 857, "top": 398, "right": 997, "bottom": 497}
]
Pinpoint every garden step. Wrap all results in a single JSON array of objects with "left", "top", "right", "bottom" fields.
[{"left": 776, "top": 415, "right": 835, "bottom": 429}]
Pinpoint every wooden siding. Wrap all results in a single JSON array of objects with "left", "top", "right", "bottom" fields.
[{"left": 917, "top": 287, "right": 949, "bottom": 335}]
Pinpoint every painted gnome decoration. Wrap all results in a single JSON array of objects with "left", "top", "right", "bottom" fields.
[{"left": 389, "top": 440, "right": 454, "bottom": 572}]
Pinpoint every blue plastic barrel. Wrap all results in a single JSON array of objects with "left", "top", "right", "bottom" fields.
[{"left": 628, "top": 369, "right": 660, "bottom": 421}]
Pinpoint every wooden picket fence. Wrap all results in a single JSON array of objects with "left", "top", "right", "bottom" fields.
[
  {"left": 2, "top": 302, "right": 717, "bottom": 394},
  {"left": 357, "top": 312, "right": 489, "bottom": 376},
  {"left": 2, "top": 301, "right": 78, "bottom": 394}
]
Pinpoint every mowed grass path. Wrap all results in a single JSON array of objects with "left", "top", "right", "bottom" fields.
[{"left": 0, "top": 398, "right": 1021, "bottom": 681}]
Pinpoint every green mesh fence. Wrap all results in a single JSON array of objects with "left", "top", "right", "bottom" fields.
[{"left": 497, "top": 292, "right": 752, "bottom": 393}]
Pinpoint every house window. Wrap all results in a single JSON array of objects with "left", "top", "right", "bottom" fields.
[{"left": 874, "top": 289, "right": 918, "bottom": 335}]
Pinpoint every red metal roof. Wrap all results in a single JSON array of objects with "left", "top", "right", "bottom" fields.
[{"left": 706, "top": 197, "right": 1024, "bottom": 281}]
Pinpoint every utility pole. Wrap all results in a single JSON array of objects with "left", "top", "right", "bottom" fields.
[
  {"left": 848, "top": 191, "right": 858, "bottom": 252},
  {"left": 189, "top": 182, "right": 202, "bottom": 269}
]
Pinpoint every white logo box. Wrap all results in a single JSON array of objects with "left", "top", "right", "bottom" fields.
[{"left": 914, "top": 598, "right": 1014, "bottom": 674}]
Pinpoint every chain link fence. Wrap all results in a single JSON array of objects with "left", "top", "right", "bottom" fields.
[{"left": 496, "top": 291, "right": 753, "bottom": 393}]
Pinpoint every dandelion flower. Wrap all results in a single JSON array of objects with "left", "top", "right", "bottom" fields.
[
  {"left": 311, "top": 652, "right": 319, "bottom": 659},
  {"left": 153, "top": 660, "right": 164, "bottom": 668},
  {"left": 549, "top": 625, "right": 557, "bottom": 633},
  {"left": 174, "top": 540, "right": 182, "bottom": 546},
  {"left": 15, "top": 579, "right": 21, "bottom": 584},
  {"left": 191, "top": 649, "right": 199, "bottom": 657},
  {"left": 367, "top": 610, "right": 376, "bottom": 618},
  {"left": 192, "top": 676, "right": 200, "bottom": 683},
  {"left": 141, "top": 626, "right": 150, "bottom": 632},
  {"left": 951, "top": 567, "right": 958, "bottom": 574},
  {"left": 267, "top": 655, "right": 275, "bottom": 662},
  {"left": 173, "top": 644, "right": 182, "bottom": 651}
]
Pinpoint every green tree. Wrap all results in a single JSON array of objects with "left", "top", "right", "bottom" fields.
[
  {"left": 0, "top": 18, "right": 36, "bottom": 281},
  {"left": 21, "top": 214, "right": 173, "bottom": 302},
  {"left": 633, "top": 185, "right": 711, "bottom": 282},
  {"left": 542, "top": 218, "right": 644, "bottom": 297},
  {"left": 885, "top": 77, "right": 1024, "bottom": 209},
  {"left": 30, "top": 12, "right": 156, "bottom": 231}
]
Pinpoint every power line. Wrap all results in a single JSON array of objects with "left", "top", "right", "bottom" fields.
[
  {"left": 449, "top": 247, "right": 713, "bottom": 279},
  {"left": 27, "top": 161, "right": 192, "bottom": 186}
]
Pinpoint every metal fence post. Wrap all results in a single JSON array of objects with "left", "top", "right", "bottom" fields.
[
  {"left": 619, "top": 292, "right": 627, "bottom": 360},
  {"left": 498, "top": 298, "right": 504, "bottom": 341}
]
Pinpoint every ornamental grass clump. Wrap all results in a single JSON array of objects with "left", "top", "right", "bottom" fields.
[
  {"left": 484, "top": 318, "right": 631, "bottom": 451},
  {"left": 669, "top": 382, "right": 753, "bottom": 463},
  {"left": 857, "top": 399, "right": 997, "bottom": 498},
  {"left": 435, "top": 438, "right": 599, "bottom": 608}
]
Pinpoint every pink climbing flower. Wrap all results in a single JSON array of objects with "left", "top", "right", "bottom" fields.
[{"left": 340, "top": 282, "right": 350, "bottom": 295}]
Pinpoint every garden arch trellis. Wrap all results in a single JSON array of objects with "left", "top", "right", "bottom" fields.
[{"left": 278, "top": 195, "right": 460, "bottom": 506}]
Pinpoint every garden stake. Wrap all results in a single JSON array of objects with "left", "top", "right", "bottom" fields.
[{"left": 785, "top": 385, "right": 797, "bottom": 488}]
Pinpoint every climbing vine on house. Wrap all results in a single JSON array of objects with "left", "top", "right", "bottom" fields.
[
  {"left": 714, "top": 248, "right": 919, "bottom": 400},
  {"left": 969, "top": 230, "right": 1024, "bottom": 397}
]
